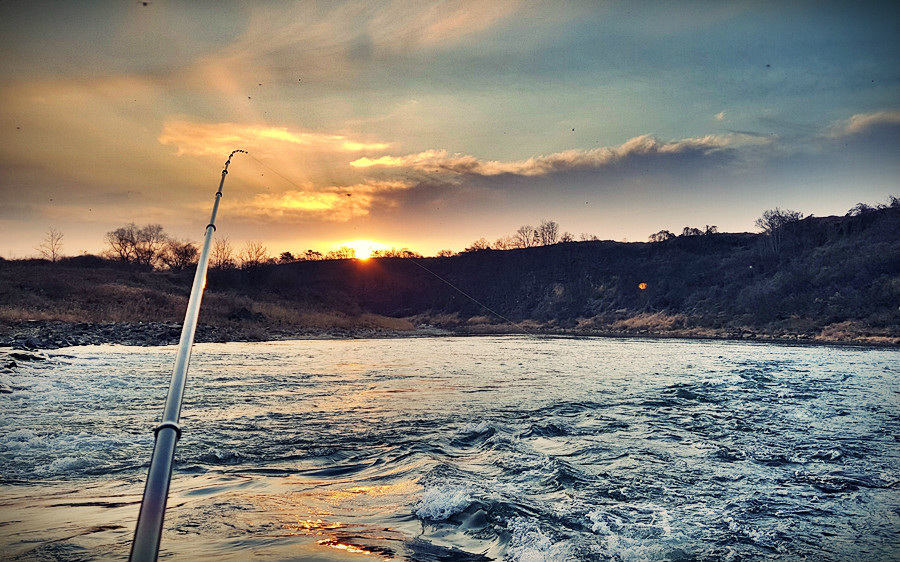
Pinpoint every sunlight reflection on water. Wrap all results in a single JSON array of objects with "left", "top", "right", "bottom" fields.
[{"left": 1, "top": 336, "right": 898, "bottom": 560}]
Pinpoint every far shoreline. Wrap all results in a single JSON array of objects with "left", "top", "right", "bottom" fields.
[{"left": 2, "top": 319, "right": 897, "bottom": 352}]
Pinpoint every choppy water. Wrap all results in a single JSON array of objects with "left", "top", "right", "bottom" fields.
[{"left": 1, "top": 336, "right": 898, "bottom": 561}]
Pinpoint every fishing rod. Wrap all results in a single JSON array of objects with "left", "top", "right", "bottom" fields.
[{"left": 130, "top": 149, "right": 246, "bottom": 562}]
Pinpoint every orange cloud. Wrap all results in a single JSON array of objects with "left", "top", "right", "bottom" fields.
[
  {"left": 241, "top": 180, "right": 414, "bottom": 222},
  {"left": 158, "top": 121, "right": 391, "bottom": 157}
]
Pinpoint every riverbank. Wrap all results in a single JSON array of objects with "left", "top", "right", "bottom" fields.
[{"left": 1, "top": 317, "right": 896, "bottom": 351}]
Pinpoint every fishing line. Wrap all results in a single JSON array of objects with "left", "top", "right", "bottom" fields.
[
  {"left": 239, "top": 154, "right": 537, "bottom": 337},
  {"left": 245, "top": 153, "right": 310, "bottom": 192},
  {"left": 407, "top": 257, "right": 536, "bottom": 336}
]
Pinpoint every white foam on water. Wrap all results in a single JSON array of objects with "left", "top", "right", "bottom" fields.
[
  {"left": 506, "top": 517, "right": 572, "bottom": 562},
  {"left": 459, "top": 420, "right": 493, "bottom": 434},
  {"left": 38, "top": 455, "right": 104, "bottom": 474},
  {"left": 588, "top": 507, "right": 676, "bottom": 562},
  {"left": 413, "top": 485, "right": 473, "bottom": 520},
  {"left": 1, "top": 428, "right": 44, "bottom": 449}
]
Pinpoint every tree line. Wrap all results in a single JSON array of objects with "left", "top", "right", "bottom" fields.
[{"left": 30, "top": 195, "right": 899, "bottom": 268}]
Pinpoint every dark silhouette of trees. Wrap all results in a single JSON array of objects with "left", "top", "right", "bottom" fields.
[
  {"left": 304, "top": 249, "right": 324, "bottom": 260},
  {"left": 36, "top": 228, "right": 64, "bottom": 262},
  {"left": 464, "top": 238, "right": 492, "bottom": 252},
  {"left": 649, "top": 230, "right": 675, "bottom": 243},
  {"left": 325, "top": 246, "right": 356, "bottom": 260},
  {"left": 493, "top": 236, "right": 516, "bottom": 250},
  {"left": 104, "top": 223, "right": 167, "bottom": 266},
  {"left": 847, "top": 203, "right": 876, "bottom": 216},
  {"left": 159, "top": 239, "right": 199, "bottom": 271},
  {"left": 514, "top": 226, "right": 537, "bottom": 248},
  {"left": 755, "top": 208, "right": 803, "bottom": 254},
  {"left": 537, "top": 220, "right": 560, "bottom": 245},
  {"left": 239, "top": 241, "right": 269, "bottom": 268},
  {"left": 211, "top": 237, "right": 235, "bottom": 269},
  {"left": 371, "top": 248, "right": 422, "bottom": 258}
]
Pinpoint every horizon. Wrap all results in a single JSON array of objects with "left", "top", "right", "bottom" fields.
[
  {"left": 2, "top": 1, "right": 899, "bottom": 259},
  {"left": 12, "top": 199, "right": 897, "bottom": 263}
]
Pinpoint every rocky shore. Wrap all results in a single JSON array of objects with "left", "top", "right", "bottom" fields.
[
  {"left": 2, "top": 319, "right": 896, "bottom": 351},
  {"left": 0, "top": 320, "right": 432, "bottom": 351},
  {"left": 1, "top": 321, "right": 216, "bottom": 350}
]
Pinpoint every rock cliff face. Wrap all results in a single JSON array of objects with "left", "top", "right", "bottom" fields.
[{"left": 1, "top": 207, "right": 898, "bottom": 346}]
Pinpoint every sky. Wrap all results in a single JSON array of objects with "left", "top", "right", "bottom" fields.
[{"left": 1, "top": 0, "right": 898, "bottom": 259}]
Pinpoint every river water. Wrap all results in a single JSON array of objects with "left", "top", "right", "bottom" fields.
[{"left": 1, "top": 336, "right": 898, "bottom": 561}]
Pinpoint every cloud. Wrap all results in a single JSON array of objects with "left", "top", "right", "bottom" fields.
[
  {"left": 158, "top": 121, "right": 390, "bottom": 157},
  {"left": 399, "top": 1, "right": 524, "bottom": 47},
  {"left": 350, "top": 133, "right": 759, "bottom": 178},
  {"left": 715, "top": 111, "right": 726, "bottom": 121},
  {"left": 824, "top": 110, "right": 900, "bottom": 138},
  {"left": 242, "top": 180, "right": 414, "bottom": 222}
]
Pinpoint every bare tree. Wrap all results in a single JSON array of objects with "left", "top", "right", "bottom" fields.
[
  {"left": 211, "top": 237, "right": 235, "bottom": 269},
  {"left": 579, "top": 233, "right": 599, "bottom": 241},
  {"left": 104, "top": 223, "right": 168, "bottom": 266},
  {"left": 755, "top": 207, "right": 803, "bottom": 254},
  {"left": 159, "top": 239, "right": 199, "bottom": 271},
  {"left": 681, "top": 226, "right": 703, "bottom": 237},
  {"left": 559, "top": 232, "right": 574, "bottom": 243},
  {"left": 537, "top": 220, "right": 559, "bottom": 245},
  {"left": 464, "top": 238, "right": 492, "bottom": 252},
  {"left": 36, "top": 228, "right": 64, "bottom": 262},
  {"left": 239, "top": 241, "right": 269, "bottom": 268},
  {"left": 436, "top": 249, "right": 456, "bottom": 257},
  {"left": 105, "top": 223, "right": 139, "bottom": 263},
  {"left": 493, "top": 236, "right": 516, "bottom": 250},
  {"left": 303, "top": 249, "right": 323, "bottom": 260},
  {"left": 325, "top": 246, "right": 356, "bottom": 260},
  {"left": 514, "top": 225, "right": 536, "bottom": 248},
  {"left": 371, "top": 247, "right": 422, "bottom": 258},
  {"left": 133, "top": 224, "right": 168, "bottom": 267}
]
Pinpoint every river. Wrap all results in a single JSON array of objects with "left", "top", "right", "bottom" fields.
[{"left": 1, "top": 336, "right": 898, "bottom": 561}]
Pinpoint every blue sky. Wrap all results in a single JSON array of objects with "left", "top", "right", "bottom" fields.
[{"left": 1, "top": 0, "right": 898, "bottom": 258}]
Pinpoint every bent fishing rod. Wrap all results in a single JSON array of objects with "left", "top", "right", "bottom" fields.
[{"left": 130, "top": 149, "right": 246, "bottom": 562}]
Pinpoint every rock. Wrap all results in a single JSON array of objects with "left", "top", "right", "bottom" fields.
[{"left": 9, "top": 351, "right": 46, "bottom": 362}]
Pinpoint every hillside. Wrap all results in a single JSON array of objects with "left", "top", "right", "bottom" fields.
[{"left": 2, "top": 207, "right": 898, "bottom": 347}]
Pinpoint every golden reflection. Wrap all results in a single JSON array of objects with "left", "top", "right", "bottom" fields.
[
  {"left": 283, "top": 518, "right": 344, "bottom": 534},
  {"left": 324, "top": 481, "right": 417, "bottom": 504},
  {"left": 318, "top": 538, "right": 394, "bottom": 560}
]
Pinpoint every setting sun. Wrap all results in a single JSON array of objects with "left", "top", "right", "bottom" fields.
[{"left": 341, "top": 239, "right": 385, "bottom": 260}]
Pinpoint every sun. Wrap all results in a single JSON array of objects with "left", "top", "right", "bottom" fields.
[{"left": 342, "top": 239, "right": 385, "bottom": 260}]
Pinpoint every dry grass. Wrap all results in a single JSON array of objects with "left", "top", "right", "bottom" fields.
[
  {"left": 0, "top": 280, "right": 187, "bottom": 324},
  {"left": 817, "top": 320, "right": 900, "bottom": 345},
  {"left": 609, "top": 312, "right": 689, "bottom": 332},
  {"left": 0, "top": 263, "right": 414, "bottom": 334}
]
